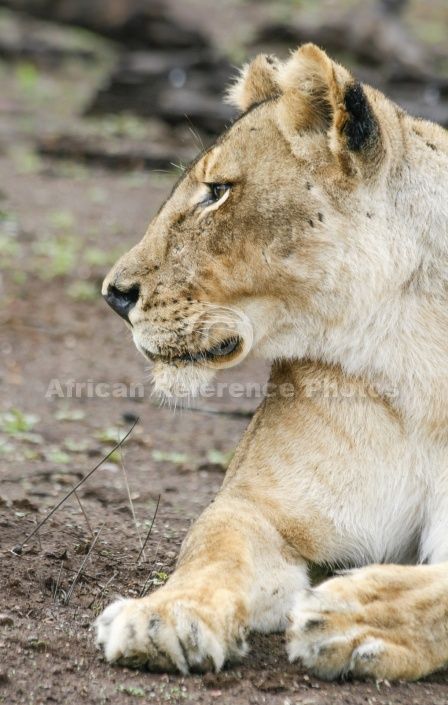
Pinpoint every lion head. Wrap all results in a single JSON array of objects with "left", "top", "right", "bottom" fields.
[{"left": 103, "top": 44, "right": 409, "bottom": 398}]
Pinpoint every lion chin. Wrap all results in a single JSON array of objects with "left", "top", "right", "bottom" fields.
[{"left": 150, "top": 360, "right": 216, "bottom": 400}]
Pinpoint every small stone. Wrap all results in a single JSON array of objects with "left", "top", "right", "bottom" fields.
[{"left": 0, "top": 614, "right": 14, "bottom": 627}]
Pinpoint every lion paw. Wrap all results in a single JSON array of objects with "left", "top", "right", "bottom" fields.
[
  {"left": 286, "top": 586, "right": 387, "bottom": 680},
  {"left": 95, "top": 593, "right": 247, "bottom": 674},
  {"left": 286, "top": 564, "right": 448, "bottom": 681}
]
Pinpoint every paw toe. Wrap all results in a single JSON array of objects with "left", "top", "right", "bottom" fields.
[
  {"left": 95, "top": 597, "right": 234, "bottom": 675},
  {"left": 286, "top": 588, "right": 366, "bottom": 679},
  {"left": 95, "top": 598, "right": 131, "bottom": 657}
]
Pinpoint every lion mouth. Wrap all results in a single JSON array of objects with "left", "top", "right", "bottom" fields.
[
  {"left": 143, "top": 337, "right": 242, "bottom": 365},
  {"left": 179, "top": 337, "right": 241, "bottom": 362}
]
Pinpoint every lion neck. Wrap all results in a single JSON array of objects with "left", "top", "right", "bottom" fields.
[
  {"left": 315, "top": 293, "right": 448, "bottom": 439},
  {"left": 314, "top": 121, "right": 448, "bottom": 438}
]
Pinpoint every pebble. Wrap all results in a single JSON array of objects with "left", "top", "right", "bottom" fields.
[{"left": 0, "top": 614, "right": 14, "bottom": 627}]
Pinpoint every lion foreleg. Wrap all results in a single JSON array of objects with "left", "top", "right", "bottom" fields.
[{"left": 96, "top": 492, "right": 307, "bottom": 673}]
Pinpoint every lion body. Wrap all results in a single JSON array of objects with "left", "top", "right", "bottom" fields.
[{"left": 97, "top": 45, "right": 448, "bottom": 680}]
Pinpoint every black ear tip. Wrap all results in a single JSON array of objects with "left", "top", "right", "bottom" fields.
[
  {"left": 343, "top": 82, "right": 378, "bottom": 152},
  {"left": 344, "top": 83, "right": 367, "bottom": 118}
]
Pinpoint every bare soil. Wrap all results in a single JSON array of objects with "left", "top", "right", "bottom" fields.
[{"left": 1, "top": 3, "right": 448, "bottom": 704}]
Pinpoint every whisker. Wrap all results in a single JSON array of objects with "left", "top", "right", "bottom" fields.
[{"left": 184, "top": 114, "right": 205, "bottom": 151}]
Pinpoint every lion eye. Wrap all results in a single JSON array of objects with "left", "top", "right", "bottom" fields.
[
  {"left": 203, "top": 183, "right": 231, "bottom": 206},
  {"left": 210, "top": 183, "right": 229, "bottom": 200}
]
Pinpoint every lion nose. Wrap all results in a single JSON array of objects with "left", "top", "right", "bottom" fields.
[{"left": 103, "top": 283, "right": 140, "bottom": 322}]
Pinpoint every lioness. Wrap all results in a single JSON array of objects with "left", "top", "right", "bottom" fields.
[{"left": 97, "top": 45, "right": 448, "bottom": 681}]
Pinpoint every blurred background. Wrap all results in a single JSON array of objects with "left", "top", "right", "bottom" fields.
[
  {"left": 1, "top": 4, "right": 448, "bottom": 704},
  {"left": 1, "top": 0, "right": 448, "bottom": 301},
  {"left": 1, "top": 0, "right": 448, "bottom": 167},
  {"left": 1, "top": 0, "right": 448, "bottom": 315}
]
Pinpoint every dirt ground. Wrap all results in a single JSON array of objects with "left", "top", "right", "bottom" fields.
[{"left": 2, "top": 4, "right": 448, "bottom": 705}]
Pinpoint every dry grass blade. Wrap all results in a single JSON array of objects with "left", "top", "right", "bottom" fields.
[
  {"left": 13, "top": 418, "right": 138, "bottom": 553},
  {"left": 140, "top": 538, "right": 162, "bottom": 597},
  {"left": 74, "top": 490, "right": 94, "bottom": 537},
  {"left": 64, "top": 523, "right": 105, "bottom": 605},
  {"left": 120, "top": 450, "right": 145, "bottom": 560},
  {"left": 136, "top": 494, "right": 161, "bottom": 564},
  {"left": 53, "top": 559, "right": 65, "bottom": 604},
  {"left": 87, "top": 570, "right": 118, "bottom": 611}
]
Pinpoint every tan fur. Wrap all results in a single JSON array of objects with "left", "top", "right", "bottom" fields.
[
  {"left": 97, "top": 45, "right": 448, "bottom": 680},
  {"left": 225, "top": 53, "right": 280, "bottom": 113}
]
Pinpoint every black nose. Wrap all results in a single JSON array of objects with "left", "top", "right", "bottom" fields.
[{"left": 103, "top": 284, "right": 140, "bottom": 321}]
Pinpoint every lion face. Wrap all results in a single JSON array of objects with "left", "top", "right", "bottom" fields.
[{"left": 103, "top": 44, "right": 402, "bottom": 397}]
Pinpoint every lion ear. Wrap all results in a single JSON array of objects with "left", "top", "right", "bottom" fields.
[
  {"left": 277, "top": 44, "right": 383, "bottom": 174},
  {"left": 225, "top": 54, "right": 280, "bottom": 113}
]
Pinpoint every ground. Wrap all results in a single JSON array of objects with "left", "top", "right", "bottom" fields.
[{"left": 1, "top": 3, "right": 448, "bottom": 704}]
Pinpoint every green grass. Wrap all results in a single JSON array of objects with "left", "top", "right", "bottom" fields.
[
  {"left": 0, "top": 409, "right": 39, "bottom": 434},
  {"left": 117, "top": 685, "right": 145, "bottom": 698}
]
